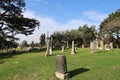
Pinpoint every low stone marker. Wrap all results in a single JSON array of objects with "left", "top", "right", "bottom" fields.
[
  {"left": 82, "top": 44, "right": 84, "bottom": 48},
  {"left": 55, "top": 55, "right": 70, "bottom": 80},
  {"left": 105, "top": 44, "right": 111, "bottom": 50}
]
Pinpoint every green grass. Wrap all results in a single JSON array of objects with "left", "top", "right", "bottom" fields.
[{"left": 0, "top": 48, "right": 120, "bottom": 80}]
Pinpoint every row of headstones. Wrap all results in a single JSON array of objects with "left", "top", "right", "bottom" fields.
[
  {"left": 55, "top": 41, "right": 114, "bottom": 79},
  {"left": 45, "top": 40, "right": 76, "bottom": 57},
  {"left": 90, "top": 40, "right": 113, "bottom": 53}
]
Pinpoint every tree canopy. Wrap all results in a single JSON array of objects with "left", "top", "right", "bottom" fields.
[
  {"left": 0, "top": 0, "right": 40, "bottom": 48},
  {"left": 99, "top": 9, "right": 120, "bottom": 47}
]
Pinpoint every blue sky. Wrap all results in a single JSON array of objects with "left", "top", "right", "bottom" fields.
[{"left": 17, "top": 0, "right": 120, "bottom": 43}]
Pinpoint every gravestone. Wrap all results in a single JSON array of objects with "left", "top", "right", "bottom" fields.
[
  {"left": 55, "top": 55, "right": 70, "bottom": 80},
  {"left": 45, "top": 38, "right": 50, "bottom": 57},
  {"left": 71, "top": 41, "right": 76, "bottom": 54},
  {"left": 96, "top": 40, "right": 99, "bottom": 49},
  {"left": 66, "top": 41, "right": 69, "bottom": 49},
  {"left": 105, "top": 44, "right": 111, "bottom": 50},
  {"left": 82, "top": 44, "right": 84, "bottom": 48},
  {"left": 99, "top": 41, "right": 104, "bottom": 50},
  {"left": 110, "top": 42, "right": 113, "bottom": 49},
  {"left": 50, "top": 37, "right": 53, "bottom": 55},
  {"left": 45, "top": 32, "right": 53, "bottom": 57},
  {"left": 91, "top": 40, "right": 97, "bottom": 53},
  {"left": 90, "top": 41, "right": 92, "bottom": 49},
  {"left": 62, "top": 46, "right": 64, "bottom": 53},
  {"left": 75, "top": 47, "right": 77, "bottom": 53}
]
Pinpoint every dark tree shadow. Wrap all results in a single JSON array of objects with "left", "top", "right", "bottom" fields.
[{"left": 69, "top": 68, "right": 89, "bottom": 78}]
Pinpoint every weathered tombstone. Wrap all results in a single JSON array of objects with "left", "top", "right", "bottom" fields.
[
  {"left": 82, "top": 44, "right": 84, "bottom": 48},
  {"left": 105, "top": 44, "right": 111, "bottom": 50},
  {"left": 71, "top": 41, "right": 76, "bottom": 54},
  {"left": 66, "top": 41, "right": 69, "bottom": 49},
  {"left": 45, "top": 38, "right": 50, "bottom": 57},
  {"left": 91, "top": 40, "right": 97, "bottom": 53},
  {"left": 55, "top": 55, "right": 70, "bottom": 80},
  {"left": 96, "top": 40, "right": 99, "bottom": 49},
  {"left": 45, "top": 32, "right": 53, "bottom": 56},
  {"left": 110, "top": 42, "right": 113, "bottom": 49},
  {"left": 75, "top": 47, "right": 77, "bottom": 53},
  {"left": 90, "top": 41, "right": 92, "bottom": 49},
  {"left": 62, "top": 46, "right": 65, "bottom": 53},
  {"left": 50, "top": 37, "right": 53, "bottom": 55},
  {"left": 99, "top": 41, "right": 104, "bottom": 50}
]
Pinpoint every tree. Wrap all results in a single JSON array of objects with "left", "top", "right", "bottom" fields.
[
  {"left": 30, "top": 41, "right": 35, "bottom": 49},
  {"left": 78, "top": 24, "right": 96, "bottom": 47},
  {"left": 20, "top": 40, "right": 28, "bottom": 48},
  {"left": 0, "top": 0, "right": 40, "bottom": 46},
  {"left": 100, "top": 9, "right": 120, "bottom": 47}
]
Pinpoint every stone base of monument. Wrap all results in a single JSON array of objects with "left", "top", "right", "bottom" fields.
[
  {"left": 71, "top": 52, "right": 76, "bottom": 54},
  {"left": 55, "top": 72, "right": 70, "bottom": 80},
  {"left": 105, "top": 48, "right": 111, "bottom": 50}
]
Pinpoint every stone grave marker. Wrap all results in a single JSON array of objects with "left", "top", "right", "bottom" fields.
[
  {"left": 50, "top": 37, "right": 53, "bottom": 55},
  {"left": 105, "top": 44, "right": 111, "bottom": 50},
  {"left": 66, "top": 41, "right": 69, "bottom": 49},
  {"left": 82, "top": 44, "right": 84, "bottom": 48},
  {"left": 45, "top": 38, "right": 50, "bottom": 57},
  {"left": 71, "top": 41, "right": 76, "bottom": 54},
  {"left": 55, "top": 55, "right": 70, "bottom": 80},
  {"left": 62, "top": 46, "right": 65, "bottom": 53},
  {"left": 99, "top": 40, "right": 104, "bottom": 50},
  {"left": 110, "top": 42, "right": 113, "bottom": 49},
  {"left": 91, "top": 40, "right": 97, "bottom": 53}
]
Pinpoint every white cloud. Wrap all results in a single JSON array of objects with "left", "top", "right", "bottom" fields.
[
  {"left": 17, "top": 10, "right": 106, "bottom": 43},
  {"left": 83, "top": 11, "right": 107, "bottom": 22}
]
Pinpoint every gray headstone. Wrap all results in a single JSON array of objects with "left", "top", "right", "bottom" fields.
[
  {"left": 45, "top": 39, "right": 50, "bottom": 57},
  {"left": 91, "top": 40, "right": 97, "bottom": 53},
  {"left": 50, "top": 37, "right": 53, "bottom": 55},
  {"left": 55, "top": 55, "right": 70, "bottom": 80},
  {"left": 66, "top": 41, "right": 69, "bottom": 48},
  {"left": 62, "top": 46, "right": 64, "bottom": 53}
]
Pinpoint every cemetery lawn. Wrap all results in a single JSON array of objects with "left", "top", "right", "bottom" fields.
[{"left": 0, "top": 48, "right": 120, "bottom": 80}]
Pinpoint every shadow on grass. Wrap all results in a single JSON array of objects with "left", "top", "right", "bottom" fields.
[{"left": 69, "top": 68, "right": 89, "bottom": 78}]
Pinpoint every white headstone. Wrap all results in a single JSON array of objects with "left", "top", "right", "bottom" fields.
[{"left": 71, "top": 41, "right": 76, "bottom": 54}]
